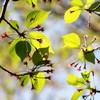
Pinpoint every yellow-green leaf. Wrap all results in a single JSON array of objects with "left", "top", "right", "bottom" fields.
[
  {"left": 85, "top": 0, "right": 95, "bottom": 7},
  {"left": 24, "top": 0, "right": 37, "bottom": 7},
  {"left": 78, "top": 46, "right": 93, "bottom": 61},
  {"left": 62, "top": 33, "right": 80, "bottom": 49},
  {"left": 8, "top": 38, "right": 21, "bottom": 63},
  {"left": 26, "top": 10, "right": 51, "bottom": 28},
  {"left": 19, "top": 75, "right": 30, "bottom": 88},
  {"left": 28, "top": 32, "right": 54, "bottom": 53},
  {"left": 71, "top": 90, "right": 84, "bottom": 100},
  {"left": 81, "top": 70, "right": 90, "bottom": 81},
  {"left": 64, "top": 7, "right": 81, "bottom": 23},
  {"left": 70, "top": 0, "right": 84, "bottom": 6},
  {"left": 66, "top": 74, "right": 85, "bottom": 87},
  {"left": 31, "top": 72, "right": 45, "bottom": 93}
]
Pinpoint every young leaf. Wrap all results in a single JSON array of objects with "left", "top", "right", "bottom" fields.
[
  {"left": 66, "top": 74, "right": 85, "bottom": 87},
  {"left": 89, "top": 1, "right": 100, "bottom": 12},
  {"left": 70, "top": 0, "right": 84, "bottom": 6},
  {"left": 81, "top": 70, "right": 90, "bottom": 81},
  {"left": 71, "top": 90, "right": 84, "bottom": 100},
  {"left": 8, "top": 38, "right": 21, "bottom": 63},
  {"left": 19, "top": 75, "right": 30, "bottom": 88},
  {"left": 30, "top": 72, "right": 45, "bottom": 93},
  {"left": 25, "top": 10, "right": 51, "bottom": 28},
  {"left": 84, "top": 52, "right": 95, "bottom": 64},
  {"left": 28, "top": 32, "right": 54, "bottom": 53},
  {"left": 24, "top": 0, "right": 37, "bottom": 7},
  {"left": 78, "top": 46, "right": 93, "bottom": 61},
  {"left": 64, "top": 7, "right": 81, "bottom": 23},
  {"left": 15, "top": 41, "right": 31, "bottom": 61},
  {"left": 32, "top": 50, "right": 43, "bottom": 66},
  {"left": 9, "top": 20, "right": 19, "bottom": 30},
  {"left": 86, "top": 0, "right": 95, "bottom": 7},
  {"left": 62, "top": 33, "right": 80, "bottom": 49}
]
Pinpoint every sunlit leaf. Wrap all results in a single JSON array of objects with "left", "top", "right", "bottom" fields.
[
  {"left": 84, "top": 52, "right": 95, "bottom": 64},
  {"left": 8, "top": 38, "right": 21, "bottom": 63},
  {"left": 70, "top": 0, "right": 84, "bottom": 6},
  {"left": 89, "top": 1, "right": 100, "bottom": 12},
  {"left": 71, "top": 90, "right": 84, "bottom": 100},
  {"left": 66, "top": 74, "right": 85, "bottom": 87},
  {"left": 19, "top": 75, "right": 30, "bottom": 88},
  {"left": 26, "top": 10, "right": 51, "bottom": 28},
  {"left": 24, "top": 0, "right": 37, "bottom": 7},
  {"left": 81, "top": 70, "right": 90, "bottom": 81},
  {"left": 62, "top": 33, "right": 80, "bottom": 49},
  {"left": 86, "top": 0, "right": 95, "bottom": 7},
  {"left": 9, "top": 20, "right": 19, "bottom": 30},
  {"left": 31, "top": 72, "right": 45, "bottom": 93},
  {"left": 15, "top": 41, "right": 31, "bottom": 61},
  {"left": 28, "top": 32, "right": 54, "bottom": 53},
  {"left": 78, "top": 46, "right": 93, "bottom": 61},
  {"left": 64, "top": 7, "right": 81, "bottom": 23}
]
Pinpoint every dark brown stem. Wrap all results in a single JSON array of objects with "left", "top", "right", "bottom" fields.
[
  {"left": 0, "top": 0, "right": 10, "bottom": 23},
  {"left": 3, "top": 18, "right": 22, "bottom": 36},
  {"left": 84, "top": 47, "right": 100, "bottom": 54},
  {"left": 0, "top": 65, "right": 33, "bottom": 76}
]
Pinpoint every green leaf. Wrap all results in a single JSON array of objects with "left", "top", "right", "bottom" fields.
[
  {"left": 78, "top": 46, "right": 93, "bottom": 61},
  {"left": 30, "top": 72, "right": 45, "bottom": 93},
  {"left": 32, "top": 47, "right": 49, "bottom": 66},
  {"left": 39, "top": 47, "right": 49, "bottom": 59},
  {"left": 24, "top": 0, "right": 37, "bottom": 7},
  {"left": 28, "top": 32, "right": 54, "bottom": 53},
  {"left": 32, "top": 50, "right": 43, "bottom": 66},
  {"left": 81, "top": 70, "right": 90, "bottom": 81},
  {"left": 9, "top": 20, "right": 19, "bottom": 30},
  {"left": 66, "top": 74, "right": 85, "bottom": 87},
  {"left": 19, "top": 75, "right": 30, "bottom": 88},
  {"left": 89, "top": 1, "right": 100, "bottom": 12},
  {"left": 15, "top": 41, "right": 31, "bottom": 61},
  {"left": 64, "top": 7, "right": 81, "bottom": 23},
  {"left": 85, "top": 0, "right": 95, "bottom": 7},
  {"left": 8, "top": 38, "right": 21, "bottom": 63},
  {"left": 84, "top": 52, "right": 95, "bottom": 64},
  {"left": 62, "top": 33, "right": 80, "bottom": 49},
  {"left": 71, "top": 90, "right": 84, "bottom": 100},
  {"left": 25, "top": 10, "right": 51, "bottom": 28},
  {"left": 70, "top": 0, "right": 84, "bottom": 6}
]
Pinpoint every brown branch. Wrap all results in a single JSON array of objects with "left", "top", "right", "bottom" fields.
[
  {"left": 0, "top": 0, "right": 10, "bottom": 23},
  {"left": 84, "top": 47, "right": 100, "bottom": 54},
  {"left": 3, "top": 18, "right": 21, "bottom": 36},
  {"left": 0, "top": 65, "right": 34, "bottom": 77}
]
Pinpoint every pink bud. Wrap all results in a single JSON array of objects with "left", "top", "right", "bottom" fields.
[
  {"left": 93, "top": 36, "right": 97, "bottom": 41},
  {"left": 3, "top": 32, "right": 8, "bottom": 37},
  {"left": 87, "top": 22, "right": 91, "bottom": 28},
  {"left": 90, "top": 91, "right": 93, "bottom": 95},
  {"left": 82, "top": 44, "right": 86, "bottom": 47},
  {"left": 35, "top": 25, "right": 41, "bottom": 28},
  {"left": 83, "top": 35, "right": 88, "bottom": 39},
  {"left": 74, "top": 64, "right": 78, "bottom": 68},
  {"left": 69, "top": 62, "right": 74, "bottom": 67},
  {"left": 91, "top": 70, "right": 95, "bottom": 75},
  {"left": 8, "top": 18, "right": 12, "bottom": 21}
]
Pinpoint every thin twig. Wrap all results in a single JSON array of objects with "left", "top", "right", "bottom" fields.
[
  {"left": 3, "top": 18, "right": 21, "bottom": 36},
  {"left": 0, "top": 0, "right": 10, "bottom": 23},
  {"left": 0, "top": 65, "right": 33, "bottom": 76}
]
